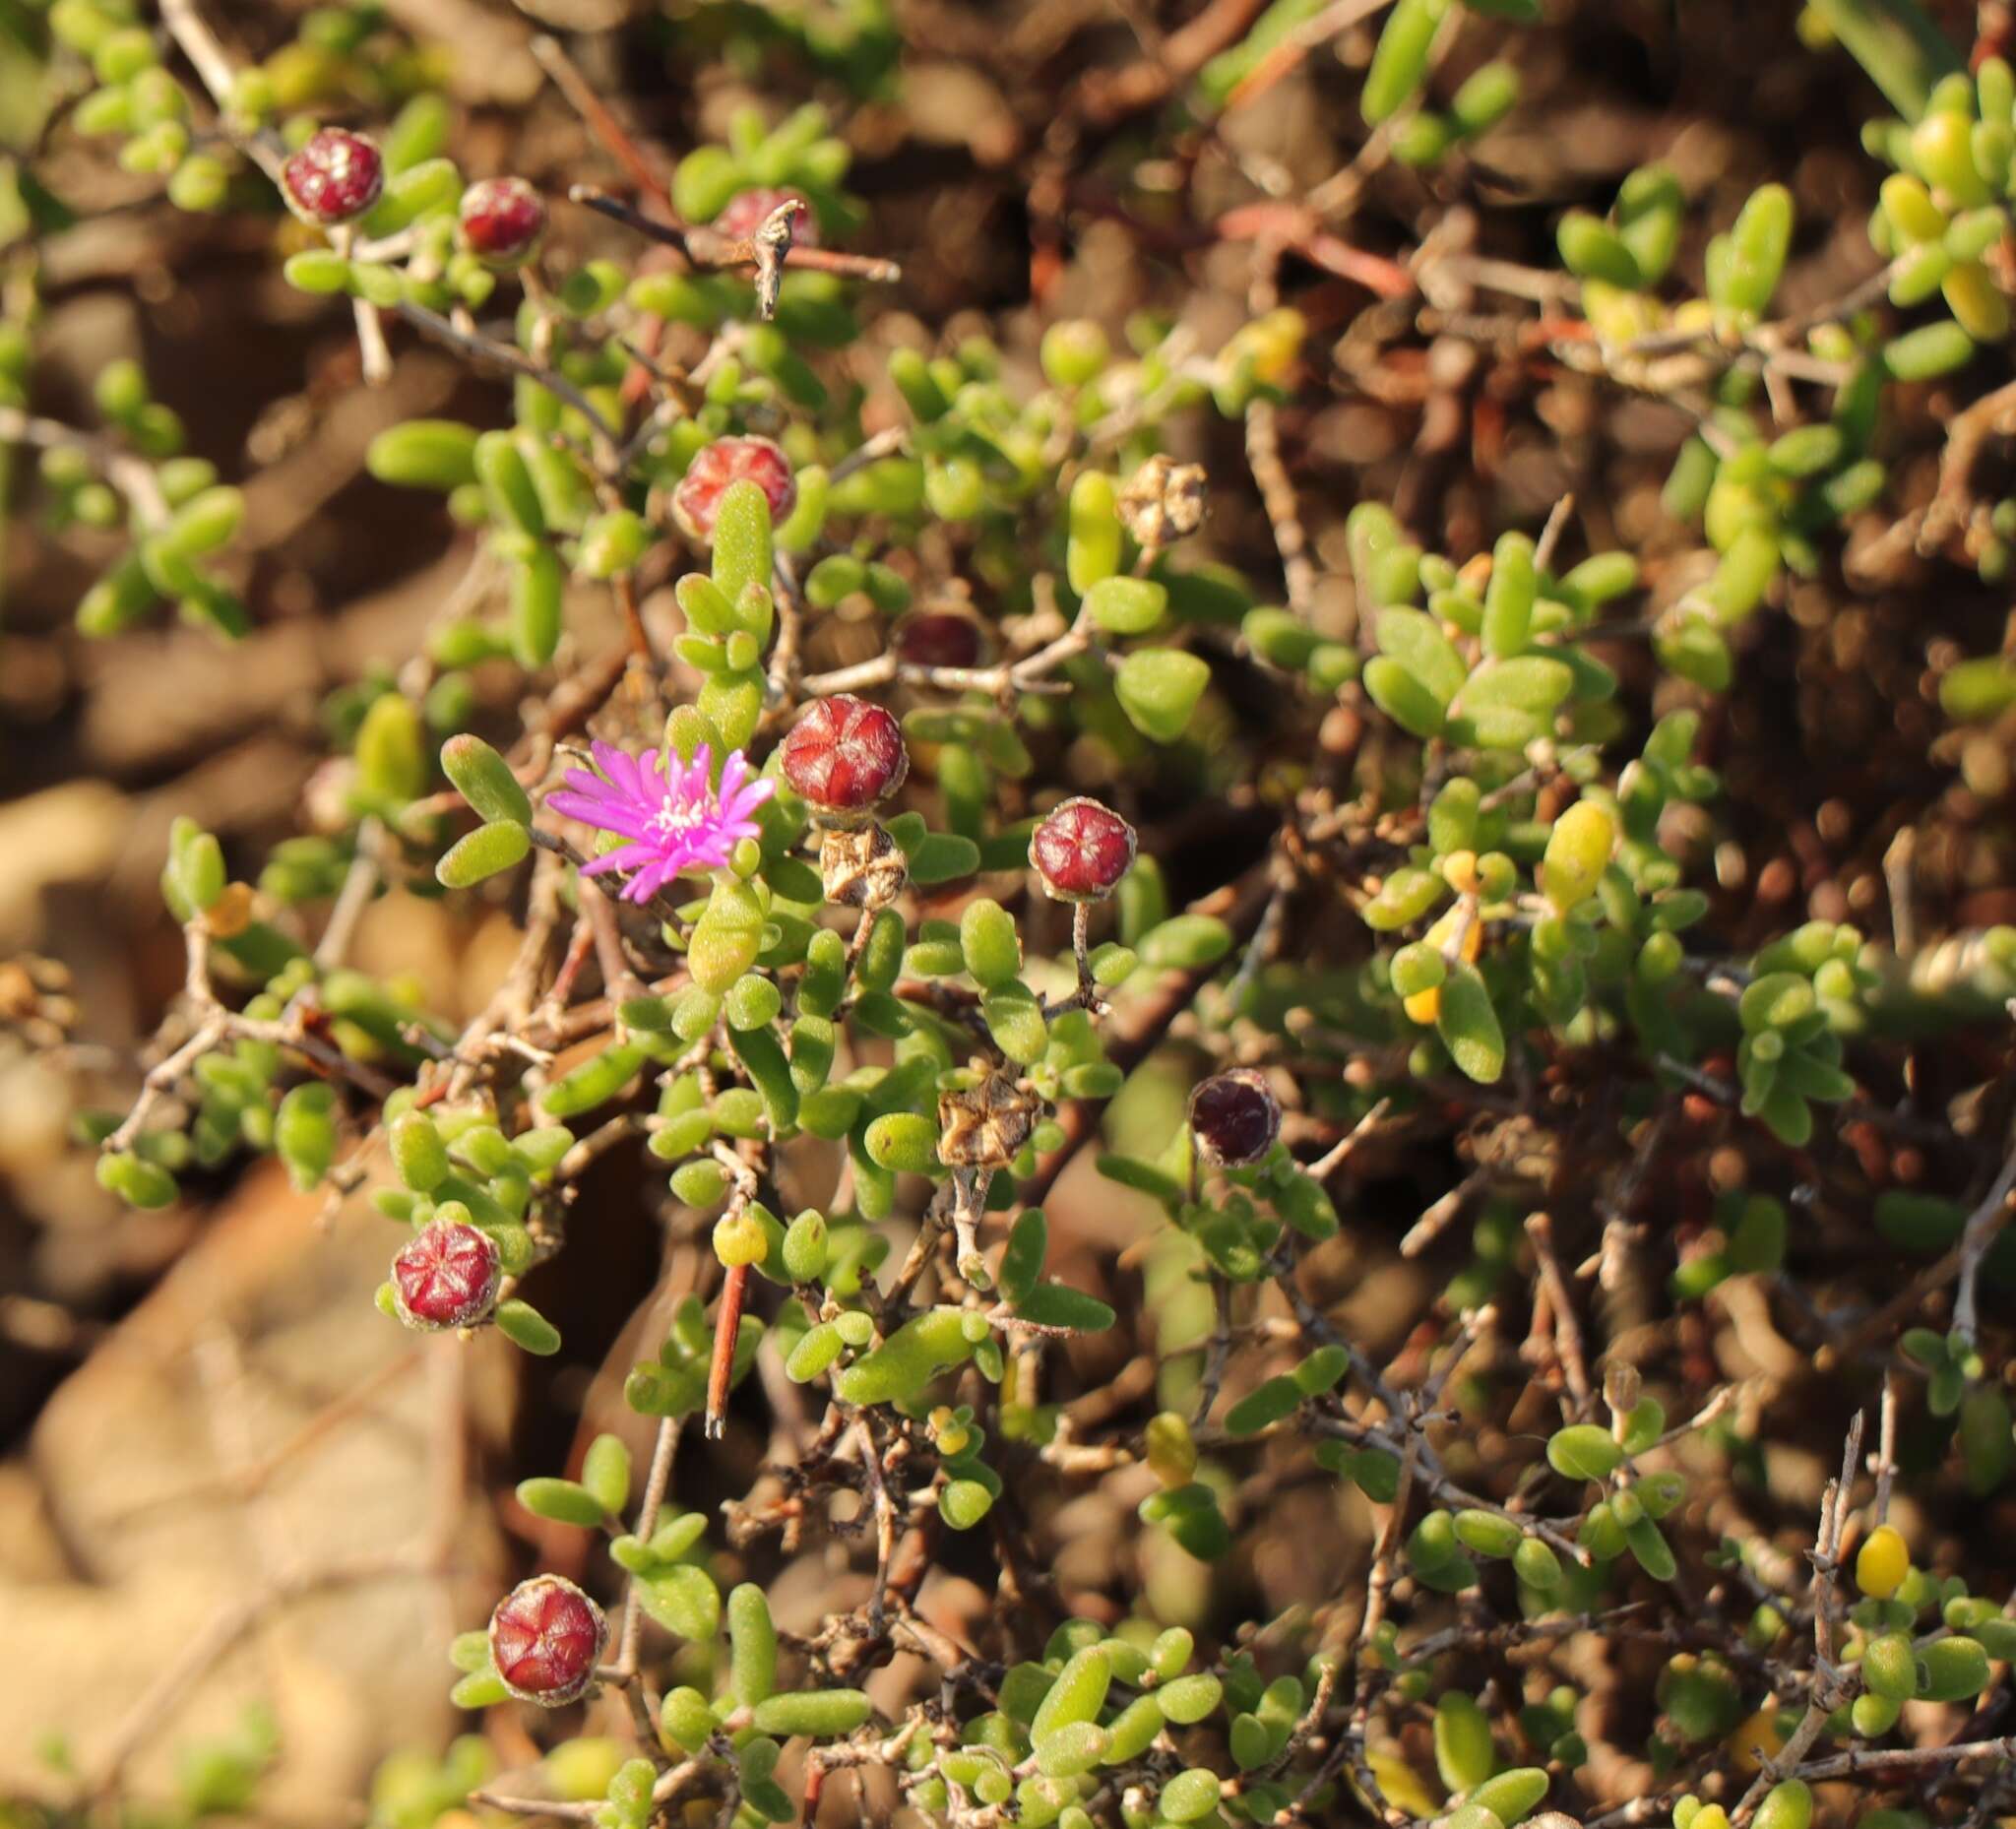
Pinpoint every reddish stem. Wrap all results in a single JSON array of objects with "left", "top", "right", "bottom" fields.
[
  {"left": 530, "top": 34, "right": 677, "bottom": 212},
  {"left": 705, "top": 1261, "right": 750, "bottom": 1439},
  {"left": 614, "top": 571, "right": 655, "bottom": 669}
]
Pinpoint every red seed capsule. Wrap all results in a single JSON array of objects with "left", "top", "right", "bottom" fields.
[
  {"left": 671, "top": 436, "right": 797, "bottom": 544},
  {"left": 1030, "top": 796, "right": 1136, "bottom": 902},
  {"left": 1187, "top": 1069, "right": 1282, "bottom": 1167},
  {"left": 488, "top": 1574, "right": 607, "bottom": 1706},
  {"left": 459, "top": 177, "right": 546, "bottom": 268},
  {"left": 781, "top": 694, "right": 909, "bottom": 817},
  {"left": 895, "top": 610, "right": 987, "bottom": 671},
  {"left": 712, "top": 186, "right": 820, "bottom": 249},
  {"left": 392, "top": 1221, "right": 501, "bottom": 1330},
  {"left": 282, "top": 128, "right": 385, "bottom": 227}
]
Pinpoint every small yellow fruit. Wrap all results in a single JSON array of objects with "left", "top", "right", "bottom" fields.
[
  {"left": 1403, "top": 901, "right": 1482, "bottom": 1025},
  {"left": 1726, "top": 1702, "right": 1785, "bottom": 1776},
  {"left": 1856, "top": 1523, "right": 1910, "bottom": 1600},
  {"left": 1245, "top": 308, "right": 1305, "bottom": 386},
  {"left": 713, "top": 1210, "right": 768, "bottom": 1269},
  {"left": 201, "top": 880, "right": 256, "bottom": 939},
  {"left": 1441, "top": 850, "right": 1480, "bottom": 895}
]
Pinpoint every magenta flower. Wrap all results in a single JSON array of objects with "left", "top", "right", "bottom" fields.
[{"left": 547, "top": 740, "right": 774, "bottom": 905}]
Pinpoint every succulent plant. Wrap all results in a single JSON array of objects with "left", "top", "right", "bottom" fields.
[{"left": 20, "top": 2, "right": 2016, "bottom": 1826}]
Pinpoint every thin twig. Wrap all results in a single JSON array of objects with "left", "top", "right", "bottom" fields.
[
  {"left": 392, "top": 300, "right": 621, "bottom": 469},
  {"left": 1527, "top": 1210, "right": 1594, "bottom": 1419},
  {"left": 0, "top": 405, "right": 170, "bottom": 525},
  {"left": 1953, "top": 1143, "right": 2016, "bottom": 1351},
  {"left": 568, "top": 186, "right": 903, "bottom": 288}
]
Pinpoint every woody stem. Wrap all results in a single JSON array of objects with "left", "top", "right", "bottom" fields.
[{"left": 953, "top": 1168, "right": 990, "bottom": 1283}]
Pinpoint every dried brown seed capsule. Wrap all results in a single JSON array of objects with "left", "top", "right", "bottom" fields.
[
  {"left": 818, "top": 823, "right": 908, "bottom": 910},
  {"left": 1186, "top": 1069, "right": 1281, "bottom": 1167},
  {"left": 487, "top": 1574, "right": 606, "bottom": 1706},
  {"left": 937, "top": 1071, "right": 1040, "bottom": 1170},
  {"left": 1118, "top": 454, "right": 1208, "bottom": 551}
]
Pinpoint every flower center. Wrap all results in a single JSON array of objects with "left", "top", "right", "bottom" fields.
[{"left": 650, "top": 793, "right": 709, "bottom": 839}]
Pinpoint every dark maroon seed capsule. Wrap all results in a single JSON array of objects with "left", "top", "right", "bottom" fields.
[
  {"left": 711, "top": 186, "right": 820, "bottom": 249},
  {"left": 1187, "top": 1069, "right": 1281, "bottom": 1167},
  {"left": 1030, "top": 796, "right": 1137, "bottom": 902},
  {"left": 671, "top": 436, "right": 797, "bottom": 543},
  {"left": 392, "top": 1221, "right": 500, "bottom": 1330},
  {"left": 781, "top": 694, "right": 909, "bottom": 816},
  {"left": 282, "top": 128, "right": 385, "bottom": 227},
  {"left": 488, "top": 1574, "right": 607, "bottom": 1706},
  {"left": 459, "top": 177, "right": 546, "bottom": 267},
  {"left": 896, "top": 610, "right": 987, "bottom": 671}
]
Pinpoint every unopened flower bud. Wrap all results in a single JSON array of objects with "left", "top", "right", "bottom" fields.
[
  {"left": 282, "top": 128, "right": 384, "bottom": 226},
  {"left": 488, "top": 1574, "right": 606, "bottom": 1705},
  {"left": 671, "top": 436, "right": 796, "bottom": 544},
  {"left": 392, "top": 1220, "right": 501, "bottom": 1330},
  {"left": 1030, "top": 796, "right": 1136, "bottom": 903},
  {"left": 459, "top": 177, "right": 546, "bottom": 268},
  {"left": 783, "top": 694, "right": 909, "bottom": 819}
]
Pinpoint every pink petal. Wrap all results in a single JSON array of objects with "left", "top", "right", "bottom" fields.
[
  {"left": 725, "top": 777, "right": 775, "bottom": 821},
  {"left": 548, "top": 797, "right": 656, "bottom": 841},
  {"left": 579, "top": 843, "right": 654, "bottom": 877},
  {"left": 599, "top": 748, "right": 649, "bottom": 802},
  {"left": 621, "top": 862, "right": 670, "bottom": 904},
  {"left": 558, "top": 768, "right": 623, "bottom": 802},
  {"left": 545, "top": 789, "right": 614, "bottom": 824}
]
